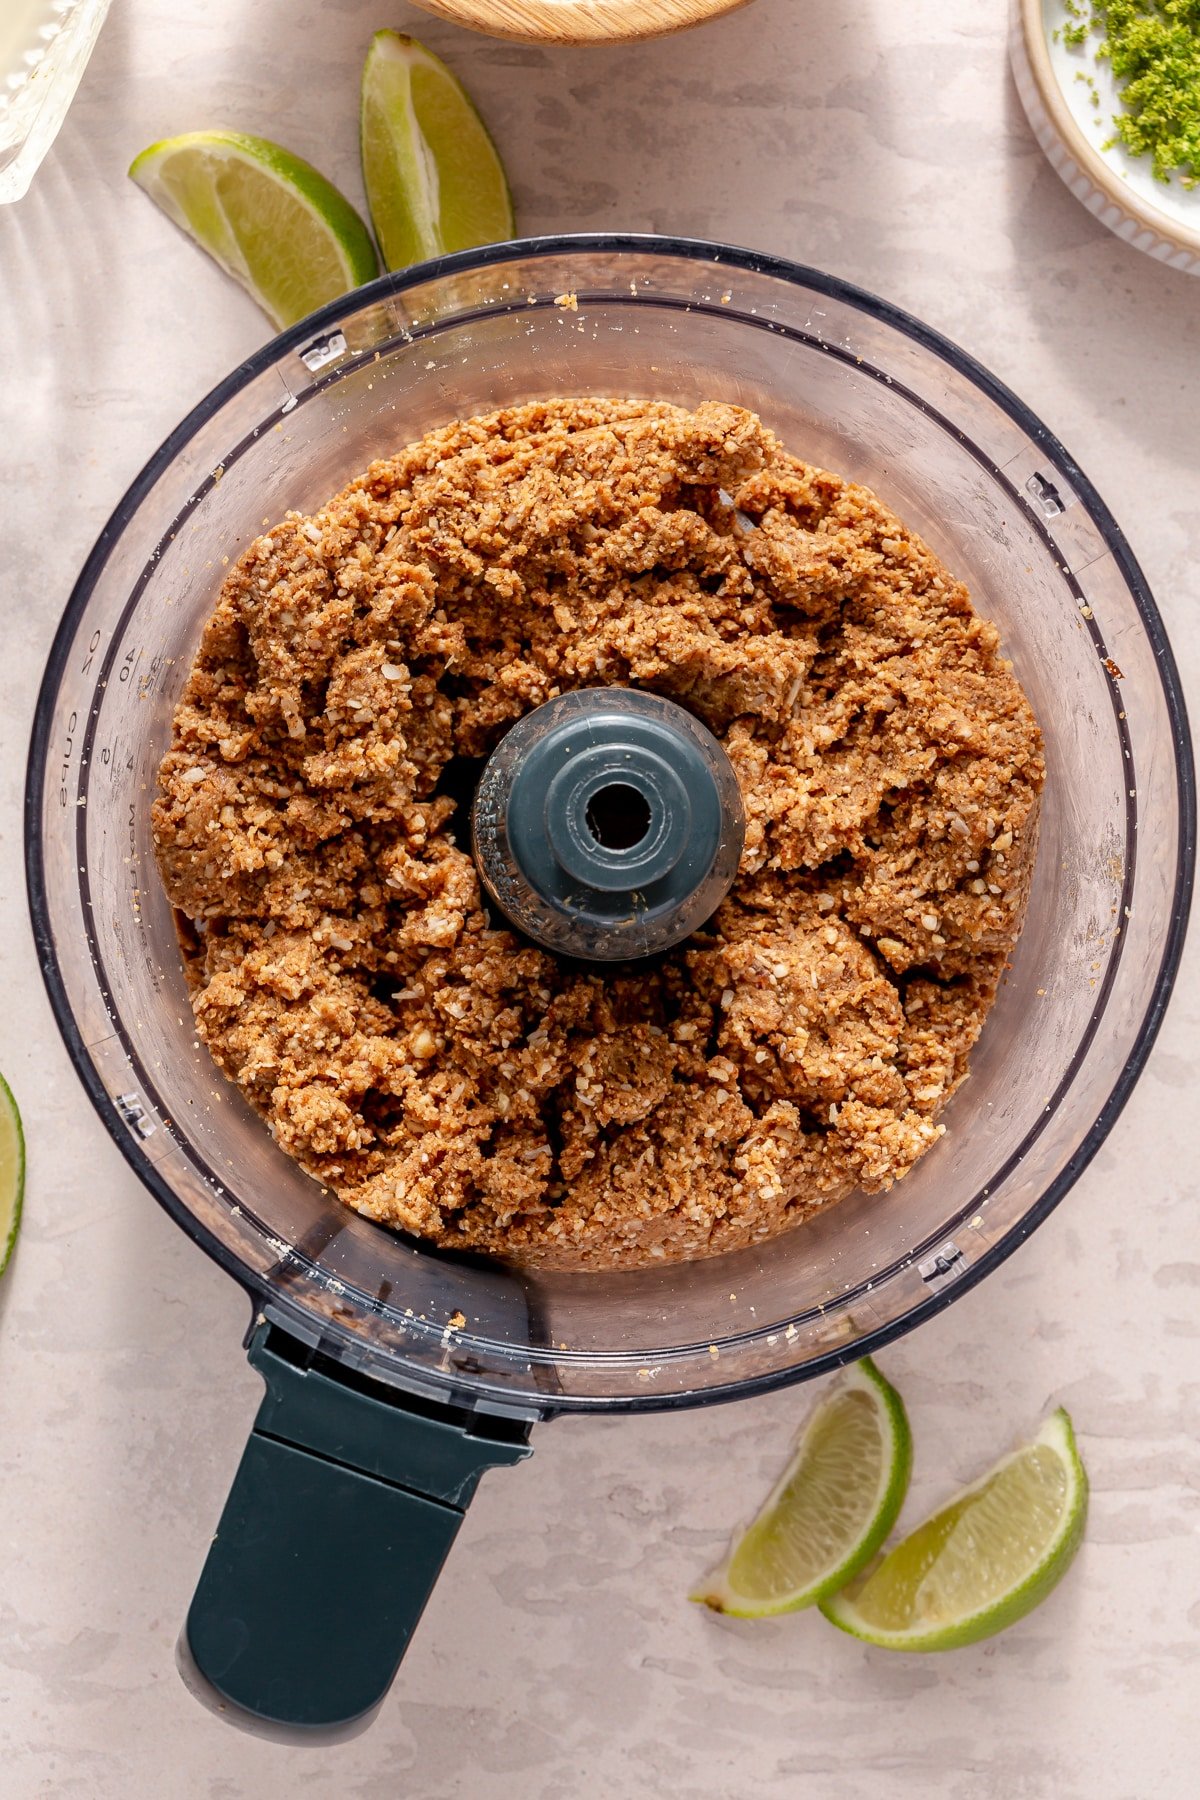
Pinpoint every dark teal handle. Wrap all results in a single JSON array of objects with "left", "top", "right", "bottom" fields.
[{"left": 184, "top": 1322, "right": 532, "bottom": 1732}]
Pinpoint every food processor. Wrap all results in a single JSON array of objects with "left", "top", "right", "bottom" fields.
[{"left": 25, "top": 237, "right": 1194, "bottom": 1734}]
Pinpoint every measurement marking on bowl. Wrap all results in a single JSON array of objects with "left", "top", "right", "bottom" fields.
[
  {"left": 115, "top": 1090, "right": 155, "bottom": 1140},
  {"left": 298, "top": 330, "right": 347, "bottom": 373},
  {"left": 1025, "top": 471, "right": 1066, "bottom": 518},
  {"left": 918, "top": 1241, "right": 966, "bottom": 1290}
]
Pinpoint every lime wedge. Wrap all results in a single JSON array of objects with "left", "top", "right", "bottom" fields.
[
  {"left": 360, "top": 30, "right": 514, "bottom": 271},
  {"left": 129, "top": 131, "right": 379, "bottom": 331},
  {"left": 690, "top": 1358, "right": 912, "bottom": 1617},
  {"left": 820, "top": 1408, "right": 1088, "bottom": 1650},
  {"left": 0, "top": 1074, "right": 25, "bottom": 1279}
]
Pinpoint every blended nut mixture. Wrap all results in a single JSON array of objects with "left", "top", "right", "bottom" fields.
[{"left": 153, "top": 400, "right": 1044, "bottom": 1270}]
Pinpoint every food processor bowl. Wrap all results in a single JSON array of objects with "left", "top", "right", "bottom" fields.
[{"left": 26, "top": 237, "right": 1194, "bottom": 1732}]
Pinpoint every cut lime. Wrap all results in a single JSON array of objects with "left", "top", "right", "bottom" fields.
[
  {"left": 690, "top": 1357, "right": 912, "bottom": 1617},
  {"left": 129, "top": 131, "right": 379, "bottom": 331},
  {"left": 360, "top": 30, "right": 514, "bottom": 271},
  {"left": 820, "top": 1408, "right": 1088, "bottom": 1651},
  {"left": 0, "top": 1074, "right": 25, "bottom": 1279}
]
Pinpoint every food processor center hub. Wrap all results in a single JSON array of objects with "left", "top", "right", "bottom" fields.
[{"left": 470, "top": 687, "right": 746, "bottom": 962}]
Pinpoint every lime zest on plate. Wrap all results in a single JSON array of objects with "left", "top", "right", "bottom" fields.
[
  {"left": 690, "top": 1356, "right": 912, "bottom": 1617},
  {"left": 360, "top": 30, "right": 514, "bottom": 271},
  {"left": 129, "top": 130, "right": 379, "bottom": 330},
  {"left": 820, "top": 1407, "right": 1088, "bottom": 1650}
]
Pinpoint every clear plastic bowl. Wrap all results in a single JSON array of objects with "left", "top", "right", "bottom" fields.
[{"left": 26, "top": 237, "right": 1195, "bottom": 1417}]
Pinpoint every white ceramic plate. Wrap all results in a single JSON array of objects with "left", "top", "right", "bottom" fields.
[{"left": 1011, "top": 0, "right": 1200, "bottom": 274}]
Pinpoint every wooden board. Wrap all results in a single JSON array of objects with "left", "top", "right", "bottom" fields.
[{"left": 408, "top": 0, "right": 754, "bottom": 45}]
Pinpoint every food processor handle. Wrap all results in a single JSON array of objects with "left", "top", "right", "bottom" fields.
[{"left": 181, "top": 1319, "right": 532, "bottom": 1735}]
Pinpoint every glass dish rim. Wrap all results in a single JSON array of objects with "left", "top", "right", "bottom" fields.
[{"left": 24, "top": 231, "right": 1197, "bottom": 1413}]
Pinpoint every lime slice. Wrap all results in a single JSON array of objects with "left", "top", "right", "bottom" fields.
[
  {"left": 0, "top": 1074, "right": 25, "bottom": 1279},
  {"left": 690, "top": 1357, "right": 912, "bottom": 1617},
  {"left": 360, "top": 30, "right": 514, "bottom": 271},
  {"left": 820, "top": 1408, "right": 1088, "bottom": 1651},
  {"left": 129, "top": 131, "right": 379, "bottom": 331}
]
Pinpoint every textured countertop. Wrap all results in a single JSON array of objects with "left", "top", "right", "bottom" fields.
[{"left": 1, "top": 2, "right": 1197, "bottom": 1795}]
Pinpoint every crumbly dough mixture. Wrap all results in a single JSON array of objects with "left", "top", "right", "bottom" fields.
[{"left": 153, "top": 400, "right": 1044, "bottom": 1270}]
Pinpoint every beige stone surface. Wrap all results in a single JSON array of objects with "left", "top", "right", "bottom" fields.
[{"left": 0, "top": 1, "right": 1196, "bottom": 1795}]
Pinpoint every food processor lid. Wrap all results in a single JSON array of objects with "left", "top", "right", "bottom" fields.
[{"left": 471, "top": 686, "right": 745, "bottom": 960}]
